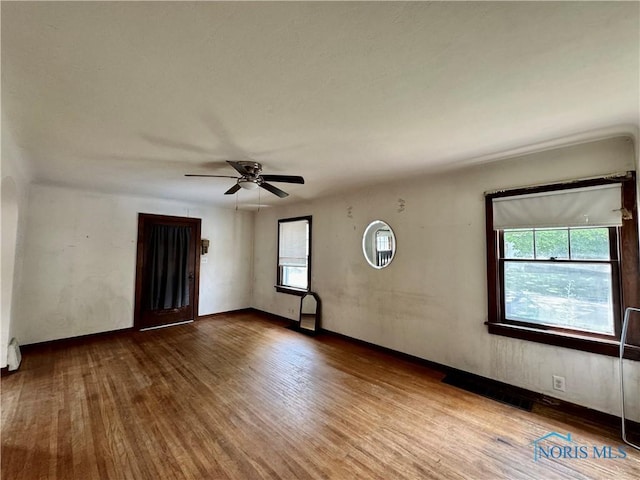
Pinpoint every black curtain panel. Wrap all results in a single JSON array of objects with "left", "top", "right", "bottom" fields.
[{"left": 148, "top": 224, "right": 192, "bottom": 310}]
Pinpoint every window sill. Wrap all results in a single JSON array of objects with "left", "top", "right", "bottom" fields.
[
  {"left": 486, "top": 322, "right": 640, "bottom": 361},
  {"left": 275, "top": 285, "right": 308, "bottom": 296}
]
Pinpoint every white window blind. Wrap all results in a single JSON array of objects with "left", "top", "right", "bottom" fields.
[
  {"left": 492, "top": 184, "right": 622, "bottom": 230},
  {"left": 278, "top": 220, "right": 308, "bottom": 266}
]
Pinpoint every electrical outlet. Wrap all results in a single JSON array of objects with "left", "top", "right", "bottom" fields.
[{"left": 552, "top": 375, "right": 566, "bottom": 392}]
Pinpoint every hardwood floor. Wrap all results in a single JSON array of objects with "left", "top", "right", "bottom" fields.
[{"left": 2, "top": 311, "right": 639, "bottom": 479}]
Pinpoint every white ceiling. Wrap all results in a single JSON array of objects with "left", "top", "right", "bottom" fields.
[{"left": 2, "top": 2, "right": 638, "bottom": 208}]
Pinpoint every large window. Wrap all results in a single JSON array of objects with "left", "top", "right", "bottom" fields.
[
  {"left": 486, "top": 174, "right": 639, "bottom": 359},
  {"left": 276, "top": 216, "right": 311, "bottom": 294},
  {"left": 502, "top": 227, "right": 618, "bottom": 335}
]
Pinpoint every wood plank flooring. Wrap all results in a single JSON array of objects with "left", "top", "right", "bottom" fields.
[{"left": 2, "top": 311, "right": 639, "bottom": 479}]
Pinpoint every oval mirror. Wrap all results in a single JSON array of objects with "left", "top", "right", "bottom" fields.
[{"left": 362, "top": 220, "right": 396, "bottom": 269}]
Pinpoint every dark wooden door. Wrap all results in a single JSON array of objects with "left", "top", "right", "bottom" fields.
[{"left": 134, "top": 214, "right": 201, "bottom": 330}]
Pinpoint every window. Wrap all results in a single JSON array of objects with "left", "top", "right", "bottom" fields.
[
  {"left": 502, "top": 227, "right": 618, "bottom": 335},
  {"left": 374, "top": 228, "right": 393, "bottom": 267},
  {"left": 376, "top": 230, "right": 392, "bottom": 252},
  {"left": 485, "top": 173, "right": 639, "bottom": 359},
  {"left": 276, "top": 216, "right": 311, "bottom": 294}
]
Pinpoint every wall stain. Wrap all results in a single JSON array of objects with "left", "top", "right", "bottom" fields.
[{"left": 397, "top": 198, "right": 406, "bottom": 213}]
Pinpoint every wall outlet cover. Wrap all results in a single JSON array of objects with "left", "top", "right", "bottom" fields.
[{"left": 552, "top": 375, "right": 566, "bottom": 392}]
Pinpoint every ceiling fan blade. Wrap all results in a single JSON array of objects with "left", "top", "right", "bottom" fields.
[
  {"left": 224, "top": 184, "right": 242, "bottom": 195},
  {"left": 260, "top": 175, "right": 305, "bottom": 184},
  {"left": 260, "top": 182, "right": 289, "bottom": 198},
  {"left": 227, "top": 160, "right": 251, "bottom": 176},
  {"left": 185, "top": 174, "right": 239, "bottom": 178}
]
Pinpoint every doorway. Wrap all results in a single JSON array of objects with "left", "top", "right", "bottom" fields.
[{"left": 134, "top": 213, "right": 201, "bottom": 330}]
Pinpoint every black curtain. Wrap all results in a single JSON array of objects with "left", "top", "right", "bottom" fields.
[{"left": 148, "top": 224, "right": 192, "bottom": 310}]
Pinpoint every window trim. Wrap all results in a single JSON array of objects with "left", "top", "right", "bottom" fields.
[
  {"left": 485, "top": 173, "right": 640, "bottom": 360},
  {"left": 275, "top": 215, "right": 312, "bottom": 296}
]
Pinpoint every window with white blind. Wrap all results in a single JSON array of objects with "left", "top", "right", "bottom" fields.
[
  {"left": 276, "top": 216, "right": 311, "bottom": 294},
  {"left": 485, "top": 173, "right": 640, "bottom": 358}
]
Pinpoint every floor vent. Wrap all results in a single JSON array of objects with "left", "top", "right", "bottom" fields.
[{"left": 442, "top": 373, "right": 533, "bottom": 411}]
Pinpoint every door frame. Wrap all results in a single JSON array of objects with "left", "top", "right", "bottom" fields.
[{"left": 134, "top": 213, "right": 201, "bottom": 329}]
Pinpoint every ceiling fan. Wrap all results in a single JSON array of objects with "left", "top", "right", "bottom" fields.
[{"left": 185, "top": 161, "right": 304, "bottom": 198}]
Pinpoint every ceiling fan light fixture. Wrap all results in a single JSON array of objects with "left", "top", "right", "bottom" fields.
[{"left": 238, "top": 178, "right": 259, "bottom": 190}]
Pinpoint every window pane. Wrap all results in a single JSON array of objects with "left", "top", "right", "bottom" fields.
[
  {"left": 376, "top": 232, "right": 391, "bottom": 251},
  {"left": 570, "top": 228, "right": 610, "bottom": 260},
  {"left": 504, "top": 261, "right": 614, "bottom": 335},
  {"left": 504, "top": 230, "right": 534, "bottom": 259},
  {"left": 535, "top": 229, "right": 569, "bottom": 259},
  {"left": 282, "top": 266, "right": 308, "bottom": 289}
]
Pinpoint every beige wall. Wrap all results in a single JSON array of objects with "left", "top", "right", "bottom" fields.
[
  {"left": 1, "top": 136, "right": 32, "bottom": 369},
  {"left": 252, "top": 136, "right": 640, "bottom": 420},
  {"left": 13, "top": 184, "right": 254, "bottom": 345}
]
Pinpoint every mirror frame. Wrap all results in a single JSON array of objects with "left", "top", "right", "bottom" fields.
[
  {"left": 362, "top": 220, "right": 397, "bottom": 269},
  {"left": 298, "top": 291, "right": 321, "bottom": 335}
]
